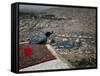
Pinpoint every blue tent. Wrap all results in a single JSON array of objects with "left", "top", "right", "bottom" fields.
[
  {"left": 31, "top": 34, "right": 47, "bottom": 44},
  {"left": 30, "top": 32, "right": 53, "bottom": 44},
  {"left": 52, "top": 41, "right": 74, "bottom": 49}
]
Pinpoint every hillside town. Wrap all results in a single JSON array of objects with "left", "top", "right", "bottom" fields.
[{"left": 19, "top": 6, "right": 96, "bottom": 71}]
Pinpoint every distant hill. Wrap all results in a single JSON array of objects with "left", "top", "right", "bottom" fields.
[
  {"left": 19, "top": 7, "right": 96, "bottom": 42},
  {"left": 38, "top": 7, "right": 96, "bottom": 33}
]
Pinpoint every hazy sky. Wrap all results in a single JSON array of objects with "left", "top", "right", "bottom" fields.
[{"left": 19, "top": 4, "right": 56, "bottom": 13}]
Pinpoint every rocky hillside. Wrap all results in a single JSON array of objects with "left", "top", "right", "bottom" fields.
[{"left": 19, "top": 7, "right": 96, "bottom": 42}]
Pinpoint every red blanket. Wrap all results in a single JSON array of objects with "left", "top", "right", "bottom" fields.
[{"left": 19, "top": 44, "right": 56, "bottom": 69}]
